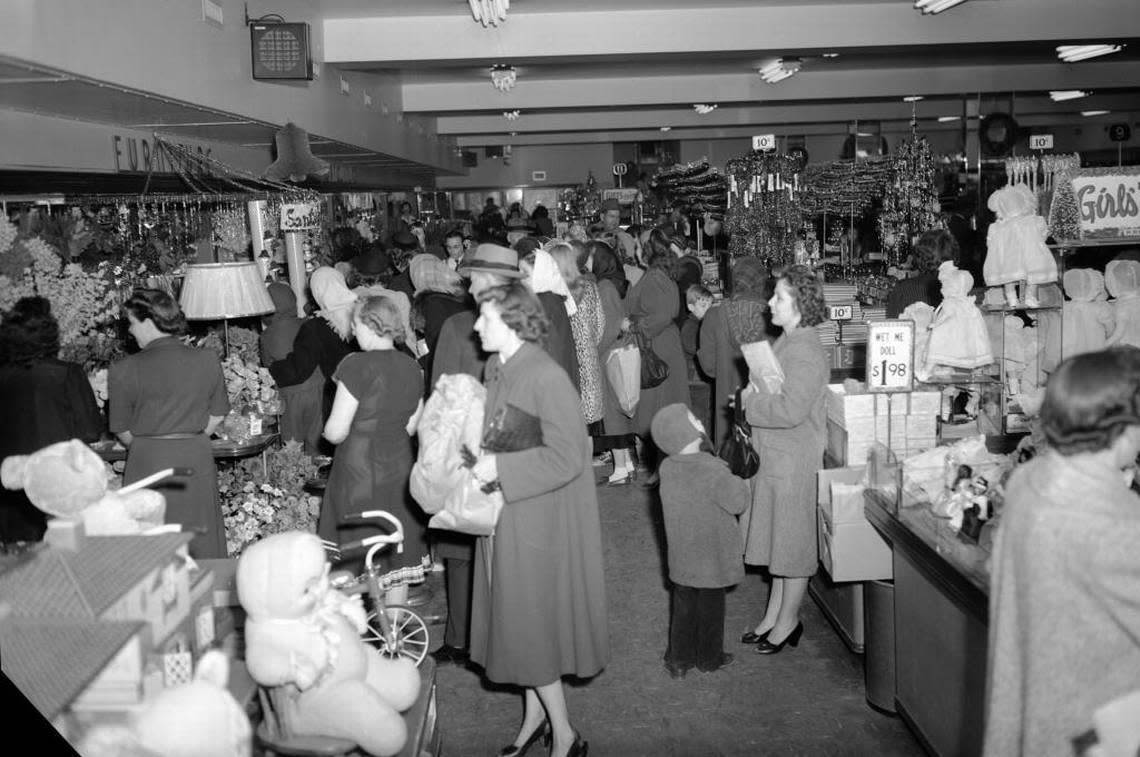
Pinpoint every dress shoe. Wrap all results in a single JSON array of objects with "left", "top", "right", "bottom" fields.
[
  {"left": 563, "top": 732, "right": 589, "bottom": 757},
  {"left": 498, "top": 720, "right": 550, "bottom": 757},
  {"left": 697, "top": 653, "right": 735, "bottom": 672},
  {"left": 755, "top": 622, "right": 804, "bottom": 655},
  {"left": 664, "top": 660, "right": 691, "bottom": 679},
  {"left": 429, "top": 644, "right": 469, "bottom": 665},
  {"left": 634, "top": 471, "right": 660, "bottom": 489},
  {"left": 605, "top": 468, "right": 634, "bottom": 486},
  {"left": 740, "top": 629, "right": 770, "bottom": 645}
]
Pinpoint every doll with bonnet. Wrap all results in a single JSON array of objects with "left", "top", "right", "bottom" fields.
[
  {"left": 923, "top": 262, "right": 994, "bottom": 377},
  {"left": 1038, "top": 269, "right": 1114, "bottom": 372},
  {"left": 984, "top": 184, "right": 1058, "bottom": 308},
  {"left": 1106, "top": 259, "right": 1140, "bottom": 349}
]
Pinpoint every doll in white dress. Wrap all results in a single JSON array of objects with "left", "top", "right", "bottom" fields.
[
  {"left": 1106, "top": 259, "right": 1140, "bottom": 349},
  {"left": 1039, "top": 268, "right": 1115, "bottom": 372},
  {"left": 984, "top": 184, "right": 1058, "bottom": 308},
  {"left": 924, "top": 261, "right": 994, "bottom": 375}
]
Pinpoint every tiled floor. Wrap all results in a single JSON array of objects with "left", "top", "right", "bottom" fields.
[{"left": 421, "top": 476, "right": 923, "bottom": 756}]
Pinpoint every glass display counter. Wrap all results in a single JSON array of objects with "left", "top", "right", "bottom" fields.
[{"left": 864, "top": 489, "right": 991, "bottom": 757}]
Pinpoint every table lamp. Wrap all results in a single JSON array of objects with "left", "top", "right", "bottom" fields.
[{"left": 179, "top": 262, "right": 275, "bottom": 356}]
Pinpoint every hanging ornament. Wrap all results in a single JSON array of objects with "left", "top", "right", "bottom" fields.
[{"left": 263, "top": 122, "right": 330, "bottom": 183}]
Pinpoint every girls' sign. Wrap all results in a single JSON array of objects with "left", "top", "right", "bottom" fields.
[{"left": 1069, "top": 167, "right": 1140, "bottom": 239}]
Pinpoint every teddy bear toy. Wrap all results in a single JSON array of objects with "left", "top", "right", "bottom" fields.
[
  {"left": 236, "top": 531, "right": 421, "bottom": 757},
  {"left": 1, "top": 439, "right": 165, "bottom": 536},
  {"left": 77, "top": 650, "right": 252, "bottom": 757},
  {"left": 984, "top": 183, "right": 1058, "bottom": 308}
]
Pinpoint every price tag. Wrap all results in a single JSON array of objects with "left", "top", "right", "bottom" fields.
[
  {"left": 866, "top": 320, "right": 915, "bottom": 394},
  {"left": 612, "top": 163, "right": 628, "bottom": 176},
  {"left": 1029, "top": 134, "right": 1054, "bottom": 151},
  {"left": 752, "top": 134, "right": 777, "bottom": 151},
  {"left": 828, "top": 304, "right": 853, "bottom": 321},
  {"left": 280, "top": 202, "right": 321, "bottom": 231}
]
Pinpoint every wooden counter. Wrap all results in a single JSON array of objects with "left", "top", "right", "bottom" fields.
[{"left": 865, "top": 491, "right": 990, "bottom": 757}]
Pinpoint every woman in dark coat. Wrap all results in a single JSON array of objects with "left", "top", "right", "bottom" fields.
[
  {"left": 589, "top": 240, "right": 637, "bottom": 483},
  {"left": 740, "top": 264, "right": 829, "bottom": 654},
  {"left": 624, "top": 228, "right": 691, "bottom": 473},
  {"left": 0, "top": 297, "right": 103, "bottom": 543},
  {"left": 260, "top": 282, "right": 323, "bottom": 454},
  {"left": 698, "top": 257, "right": 775, "bottom": 447},
  {"left": 468, "top": 282, "right": 609, "bottom": 757},
  {"left": 109, "top": 289, "right": 229, "bottom": 558},
  {"left": 409, "top": 253, "right": 469, "bottom": 390}
]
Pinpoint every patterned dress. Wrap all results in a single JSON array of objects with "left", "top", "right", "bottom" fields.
[{"left": 569, "top": 278, "right": 605, "bottom": 424}]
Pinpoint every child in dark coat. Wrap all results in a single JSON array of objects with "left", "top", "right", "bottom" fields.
[{"left": 652, "top": 403, "right": 751, "bottom": 678}]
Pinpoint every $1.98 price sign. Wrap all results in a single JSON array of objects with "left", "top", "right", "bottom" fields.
[{"left": 866, "top": 320, "right": 915, "bottom": 393}]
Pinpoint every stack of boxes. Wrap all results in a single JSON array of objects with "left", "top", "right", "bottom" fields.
[{"left": 825, "top": 384, "right": 941, "bottom": 466}]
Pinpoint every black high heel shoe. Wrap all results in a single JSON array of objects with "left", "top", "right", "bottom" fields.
[
  {"left": 559, "top": 732, "right": 588, "bottom": 757},
  {"left": 740, "top": 628, "right": 770, "bottom": 645},
  {"left": 754, "top": 621, "right": 803, "bottom": 655},
  {"left": 499, "top": 720, "right": 551, "bottom": 757}
]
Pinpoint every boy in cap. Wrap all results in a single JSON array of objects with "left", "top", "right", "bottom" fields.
[{"left": 651, "top": 403, "right": 751, "bottom": 678}]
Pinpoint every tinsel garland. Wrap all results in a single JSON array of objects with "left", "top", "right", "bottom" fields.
[
  {"left": 652, "top": 159, "right": 729, "bottom": 218},
  {"left": 877, "top": 137, "right": 939, "bottom": 267},
  {"left": 724, "top": 152, "right": 804, "bottom": 265}
]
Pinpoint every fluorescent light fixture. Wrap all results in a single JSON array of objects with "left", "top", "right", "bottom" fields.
[
  {"left": 1057, "top": 44, "right": 1124, "bottom": 62},
  {"left": 660, "top": 126, "right": 672, "bottom": 132},
  {"left": 938, "top": 116, "right": 961, "bottom": 122},
  {"left": 914, "top": 0, "right": 968, "bottom": 14},
  {"left": 490, "top": 64, "right": 517, "bottom": 92},
  {"left": 903, "top": 95, "right": 924, "bottom": 103},
  {"left": 822, "top": 52, "right": 839, "bottom": 58},
  {"left": 1081, "top": 110, "right": 1111, "bottom": 116},
  {"left": 693, "top": 103, "right": 718, "bottom": 115},
  {"left": 503, "top": 110, "right": 520, "bottom": 121},
  {"left": 1050, "top": 90, "right": 1090, "bottom": 102},
  {"left": 758, "top": 57, "right": 801, "bottom": 84}
]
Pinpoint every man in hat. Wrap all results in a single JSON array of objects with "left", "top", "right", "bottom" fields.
[
  {"left": 387, "top": 230, "right": 420, "bottom": 302},
  {"left": 600, "top": 197, "right": 637, "bottom": 262},
  {"left": 506, "top": 217, "right": 535, "bottom": 250},
  {"left": 428, "top": 243, "right": 525, "bottom": 667}
]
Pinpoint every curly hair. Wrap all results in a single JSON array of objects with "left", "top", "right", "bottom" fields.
[
  {"left": 776, "top": 264, "right": 827, "bottom": 327},
  {"left": 123, "top": 288, "right": 187, "bottom": 336},
  {"left": 0, "top": 296, "right": 61, "bottom": 367},
  {"left": 1041, "top": 347, "right": 1140, "bottom": 455},
  {"left": 355, "top": 295, "right": 405, "bottom": 344},
  {"left": 643, "top": 227, "right": 679, "bottom": 279},
  {"left": 912, "top": 229, "right": 959, "bottom": 274},
  {"left": 476, "top": 281, "right": 550, "bottom": 344},
  {"left": 730, "top": 257, "right": 770, "bottom": 300}
]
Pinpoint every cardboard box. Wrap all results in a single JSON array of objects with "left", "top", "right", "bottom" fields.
[
  {"left": 817, "top": 508, "right": 893, "bottom": 582},
  {"left": 906, "top": 413, "right": 938, "bottom": 439},
  {"left": 818, "top": 466, "right": 867, "bottom": 523},
  {"left": 827, "top": 385, "right": 942, "bottom": 427},
  {"left": 808, "top": 572, "right": 865, "bottom": 651}
]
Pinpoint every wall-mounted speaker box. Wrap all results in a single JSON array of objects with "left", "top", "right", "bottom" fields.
[{"left": 251, "top": 22, "right": 314, "bottom": 81}]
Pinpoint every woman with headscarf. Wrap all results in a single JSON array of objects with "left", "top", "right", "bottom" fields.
[
  {"left": 268, "top": 267, "right": 359, "bottom": 439},
  {"left": 260, "top": 282, "right": 324, "bottom": 454},
  {"left": 698, "top": 257, "right": 775, "bottom": 447},
  {"left": 588, "top": 240, "right": 638, "bottom": 483},
  {"left": 409, "top": 253, "right": 469, "bottom": 389},
  {"left": 523, "top": 247, "right": 581, "bottom": 393}
]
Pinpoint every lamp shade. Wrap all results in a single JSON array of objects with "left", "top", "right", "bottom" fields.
[{"left": 179, "top": 262, "right": 275, "bottom": 320}]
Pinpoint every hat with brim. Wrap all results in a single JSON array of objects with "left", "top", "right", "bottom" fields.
[
  {"left": 392, "top": 231, "right": 419, "bottom": 250},
  {"left": 507, "top": 218, "right": 535, "bottom": 232},
  {"left": 350, "top": 248, "right": 391, "bottom": 276},
  {"left": 458, "top": 243, "right": 525, "bottom": 278}
]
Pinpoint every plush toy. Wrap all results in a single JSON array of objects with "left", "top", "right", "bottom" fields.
[
  {"left": 0, "top": 439, "right": 165, "bottom": 535},
  {"left": 984, "top": 184, "right": 1058, "bottom": 308},
  {"left": 923, "top": 262, "right": 994, "bottom": 376},
  {"left": 236, "top": 531, "right": 420, "bottom": 757},
  {"left": 1106, "top": 259, "right": 1140, "bottom": 348},
  {"left": 78, "top": 650, "right": 251, "bottom": 757}
]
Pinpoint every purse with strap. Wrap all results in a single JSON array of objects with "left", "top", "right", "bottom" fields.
[
  {"left": 632, "top": 327, "right": 669, "bottom": 389},
  {"left": 717, "top": 385, "right": 760, "bottom": 479}
]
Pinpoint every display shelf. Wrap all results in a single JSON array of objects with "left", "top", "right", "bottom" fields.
[
  {"left": 981, "top": 303, "right": 1061, "bottom": 314},
  {"left": 917, "top": 374, "right": 1001, "bottom": 386}
]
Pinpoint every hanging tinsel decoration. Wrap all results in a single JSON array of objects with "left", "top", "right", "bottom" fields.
[
  {"left": 724, "top": 151, "right": 804, "bottom": 265},
  {"left": 652, "top": 160, "right": 729, "bottom": 218},
  {"left": 877, "top": 137, "right": 939, "bottom": 267}
]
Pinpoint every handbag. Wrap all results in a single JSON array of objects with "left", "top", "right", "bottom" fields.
[
  {"left": 482, "top": 404, "right": 544, "bottom": 453},
  {"left": 632, "top": 327, "right": 669, "bottom": 390},
  {"left": 717, "top": 386, "right": 760, "bottom": 479}
]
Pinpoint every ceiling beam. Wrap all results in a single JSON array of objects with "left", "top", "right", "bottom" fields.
[{"left": 324, "top": 0, "right": 1139, "bottom": 65}]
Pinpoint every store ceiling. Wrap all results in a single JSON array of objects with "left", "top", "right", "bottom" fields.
[{"left": 322, "top": 0, "right": 1140, "bottom": 149}]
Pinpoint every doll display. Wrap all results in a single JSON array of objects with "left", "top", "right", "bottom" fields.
[
  {"left": 236, "top": 531, "right": 421, "bottom": 757},
  {"left": 1106, "top": 259, "right": 1140, "bottom": 349},
  {"left": 1039, "top": 268, "right": 1114, "bottom": 372},
  {"left": 922, "top": 261, "right": 994, "bottom": 378},
  {"left": 984, "top": 184, "right": 1058, "bottom": 308}
]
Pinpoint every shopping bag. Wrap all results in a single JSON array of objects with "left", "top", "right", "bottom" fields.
[
  {"left": 410, "top": 374, "right": 487, "bottom": 515},
  {"left": 428, "top": 458, "right": 505, "bottom": 537},
  {"left": 605, "top": 339, "right": 641, "bottom": 418},
  {"left": 716, "top": 386, "right": 760, "bottom": 479}
]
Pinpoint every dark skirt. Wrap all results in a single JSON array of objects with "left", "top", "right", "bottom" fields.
[{"left": 124, "top": 434, "right": 224, "bottom": 558}]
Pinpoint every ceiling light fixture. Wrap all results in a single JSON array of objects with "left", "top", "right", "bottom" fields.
[
  {"left": 1057, "top": 44, "right": 1125, "bottom": 62},
  {"left": 914, "top": 0, "right": 968, "bottom": 14},
  {"left": 1081, "top": 110, "right": 1111, "bottom": 117},
  {"left": 822, "top": 53, "right": 839, "bottom": 58},
  {"left": 1050, "top": 89, "right": 1090, "bottom": 101},
  {"left": 660, "top": 126, "right": 672, "bottom": 132},
  {"left": 490, "top": 65, "right": 516, "bottom": 92},
  {"left": 903, "top": 95, "right": 924, "bottom": 103},
  {"left": 693, "top": 104, "right": 718, "bottom": 115},
  {"left": 503, "top": 110, "right": 520, "bottom": 121},
  {"left": 758, "top": 57, "right": 802, "bottom": 84},
  {"left": 470, "top": 0, "right": 509, "bottom": 28},
  {"left": 937, "top": 116, "right": 961, "bottom": 122}
]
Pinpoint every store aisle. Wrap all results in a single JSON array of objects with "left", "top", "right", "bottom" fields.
[{"left": 428, "top": 477, "right": 922, "bottom": 756}]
